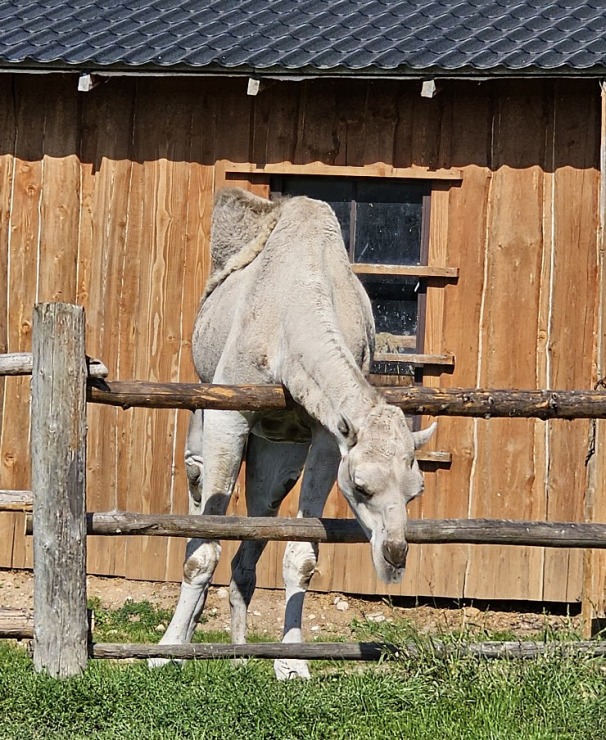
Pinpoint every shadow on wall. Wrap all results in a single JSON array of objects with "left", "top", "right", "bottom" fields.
[{"left": 0, "top": 74, "right": 599, "bottom": 173}]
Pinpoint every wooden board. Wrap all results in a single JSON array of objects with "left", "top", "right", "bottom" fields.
[
  {"left": 0, "top": 76, "right": 45, "bottom": 570},
  {"left": 464, "top": 81, "right": 549, "bottom": 601},
  {"left": 542, "top": 80, "right": 599, "bottom": 602},
  {"left": 0, "top": 77, "right": 15, "bottom": 566},
  {"left": 78, "top": 78, "right": 136, "bottom": 577}
]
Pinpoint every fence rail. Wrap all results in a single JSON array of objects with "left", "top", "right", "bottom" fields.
[
  {"left": 3, "top": 302, "right": 606, "bottom": 678},
  {"left": 89, "top": 640, "right": 606, "bottom": 661},
  {"left": 88, "top": 379, "right": 606, "bottom": 418},
  {"left": 19, "top": 512, "right": 606, "bottom": 549}
]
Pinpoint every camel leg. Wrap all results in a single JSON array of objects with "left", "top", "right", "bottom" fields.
[
  {"left": 230, "top": 435, "right": 308, "bottom": 644},
  {"left": 149, "top": 409, "right": 250, "bottom": 668},
  {"left": 274, "top": 426, "right": 340, "bottom": 680}
]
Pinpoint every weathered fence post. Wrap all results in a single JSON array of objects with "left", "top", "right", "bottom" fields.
[{"left": 31, "top": 303, "right": 88, "bottom": 677}]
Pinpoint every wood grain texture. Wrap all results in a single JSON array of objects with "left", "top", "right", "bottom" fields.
[
  {"left": 90, "top": 639, "right": 606, "bottom": 661},
  {"left": 0, "top": 608, "right": 33, "bottom": 639},
  {"left": 77, "top": 78, "right": 136, "bottom": 578},
  {"left": 465, "top": 81, "right": 549, "bottom": 601},
  {"left": 0, "top": 490, "right": 32, "bottom": 511},
  {"left": 25, "top": 513, "right": 606, "bottom": 549},
  {"left": 0, "top": 76, "right": 45, "bottom": 570},
  {"left": 543, "top": 80, "right": 600, "bottom": 603},
  {"left": 31, "top": 303, "right": 88, "bottom": 677},
  {"left": 416, "top": 85, "right": 493, "bottom": 599}
]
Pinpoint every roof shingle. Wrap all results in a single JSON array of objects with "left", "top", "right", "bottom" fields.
[{"left": 0, "top": 0, "right": 603, "bottom": 75}]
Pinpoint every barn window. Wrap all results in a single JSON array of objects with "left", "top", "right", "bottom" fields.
[{"left": 271, "top": 176, "right": 429, "bottom": 375}]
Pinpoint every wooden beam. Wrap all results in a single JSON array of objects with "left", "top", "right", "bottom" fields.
[
  {"left": 87, "top": 379, "right": 292, "bottom": 411},
  {"left": 416, "top": 451, "right": 452, "bottom": 464},
  {"left": 352, "top": 264, "right": 459, "bottom": 278},
  {"left": 0, "top": 352, "right": 107, "bottom": 377},
  {"left": 0, "top": 608, "right": 33, "bottom": 639},
  {"left": 25, "top": 514, "right": 606, "bottom": 549},
  {"left": 0, "top": 490, "right": 33, "bottom": 511},
  {"left": 91, "top": 639, "right": 606, "bottom": 661},
  {"left": 373, "top": 353, "right": 455, "bottom": 366},
  {"left": 224, "top": 162, "right": 463, "bottom": 181},
  {"left": 31, "top": 303, "right": 88, "bottom": 678},
  {"left": 88, "top": 382, "right": 606, "bottom": 419}
]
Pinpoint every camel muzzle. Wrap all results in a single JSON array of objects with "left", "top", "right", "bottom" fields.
[{"left": 381, "top": 540, "right": 409, "bottom": 569}]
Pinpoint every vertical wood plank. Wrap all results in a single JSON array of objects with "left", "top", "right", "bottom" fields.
[
  {"left": 78, "top": 79, "right": 136, "bottom": 577},
  {"left": 32, "top": 302, "right": 87, "bottom": 677},
  {"left": 121, "top": 79, "right": 193, "bottom": 582},
  {"left": 414, "top": 85, "right": 493, "bottom": 599},
  {"left": 544, "top": 80, "right": 599, "bottom": 602},
  {"left": 0, "top": 76, "right": 45, "bottom": 570},
  {"left": 583, "top": 81, "right": 606, "bottom": 631},
  {"left": 37, "top": 78, "right": 80, "bottom": 304},
  {"left": 465, "top": 81, "right": 549, "bottom": 600},
  {"left": 0, "top": 76, "right": 16, "bottom": 568}
]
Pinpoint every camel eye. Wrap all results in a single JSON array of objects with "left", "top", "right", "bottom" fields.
[{"left": 354, "top": 484, "right": 371, "bottom": 501}]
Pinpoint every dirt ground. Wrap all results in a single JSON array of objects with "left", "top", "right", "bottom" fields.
[{"left": 0, "top": 568, "right": 583, "bottom": 640}]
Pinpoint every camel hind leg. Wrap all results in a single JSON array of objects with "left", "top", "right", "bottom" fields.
[
  {"left": 275, "top": 425, "right": 340, "bottom": 680},
  {"left": 149, "top": 408, "right": 250, "bottom": 668},
  {"left": 230, "top": 434, "right": 308, "bottom": 644}
]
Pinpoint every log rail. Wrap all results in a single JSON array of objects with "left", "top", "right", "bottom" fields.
[
  {"left": 87, "top": 380, "right": 606, "bottom": 419},
  {"left": 20, "top": 513, "right": 606, "bottom": 549}
]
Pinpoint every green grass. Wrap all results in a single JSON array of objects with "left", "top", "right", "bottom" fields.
[{"left": 0, "top": 603, "right": 605, "bottom": 739}]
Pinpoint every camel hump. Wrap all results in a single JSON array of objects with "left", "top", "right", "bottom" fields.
[
  {"left": 210, "top": 187, "right": 280, "bottom": 271},
  {"left": 201, "top": 187, "right": 281, "bottom": 302}
]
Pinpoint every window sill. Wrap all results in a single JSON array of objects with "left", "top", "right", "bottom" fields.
[
  {"left": 373, "top": 352, "right": 455, "bottom": 367},
  {"left": 352, "top": 264, "right": 458, "bottom": 279},
  {"left": 225, "top": 162, "right": 463, "bottom": 181},
  {"left": 416, "top": 451, "right": 452, "bottom": 465}
]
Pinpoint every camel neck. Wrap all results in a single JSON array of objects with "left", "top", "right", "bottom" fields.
[{"left": 278, "top": 289, "right": 378, "bottom": 440}]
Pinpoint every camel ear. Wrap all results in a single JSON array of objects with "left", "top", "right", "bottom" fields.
[
  {"left": 337, "top": 414, "right": 358, "bottom": 447},
  {"left": 412, "top": 421, "right": 437, "bottom": 450}
]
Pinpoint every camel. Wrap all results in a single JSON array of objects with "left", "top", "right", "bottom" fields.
[{"left": 151, "top": 187, "right": 436, "bottom": 679}]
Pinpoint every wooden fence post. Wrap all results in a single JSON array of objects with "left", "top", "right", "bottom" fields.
[{"left": 31, "top": 303, "right": 88, "bottom": 677}]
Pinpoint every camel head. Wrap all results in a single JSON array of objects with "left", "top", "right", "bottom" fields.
[{"left": 336, "top": 404, "right": 436, "bottom": 584}]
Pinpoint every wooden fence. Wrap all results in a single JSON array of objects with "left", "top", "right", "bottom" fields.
[{"left": 2, "top": 302, "right": 606, "bottom": 677}]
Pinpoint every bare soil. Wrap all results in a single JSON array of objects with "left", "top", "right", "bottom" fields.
[{"left": 0, "top": 568, "right": 581, "bottom": 640}]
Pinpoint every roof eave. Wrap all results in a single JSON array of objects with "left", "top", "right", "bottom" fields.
[{"left": 0, "top": 59, "right": 605, "bottom": 80}]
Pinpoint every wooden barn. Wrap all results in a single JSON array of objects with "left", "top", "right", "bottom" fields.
[{"left": 0, "top": 0, "right": 605, "bottom": 615}]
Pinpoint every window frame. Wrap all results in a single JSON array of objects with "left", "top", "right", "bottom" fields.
[{"left": 218, "top": 163, "right": 459, "bottom": 375}]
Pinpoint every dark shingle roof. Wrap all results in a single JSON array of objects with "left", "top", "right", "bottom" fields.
[{"left": 0, "top": 0, "right": 605, "bottom": 76}]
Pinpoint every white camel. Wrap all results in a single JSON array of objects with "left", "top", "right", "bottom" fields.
[{"left": 152, "top": 187, "right": 436, "bottom": 679}]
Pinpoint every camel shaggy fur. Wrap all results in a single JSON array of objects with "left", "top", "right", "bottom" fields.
[{"left": 152, "top": 187, "right": 436, "bottom": 679}]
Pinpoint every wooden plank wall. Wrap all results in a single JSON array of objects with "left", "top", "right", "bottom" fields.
[{"left": 0, "top": 75, "right": 600, "bottom": 605}]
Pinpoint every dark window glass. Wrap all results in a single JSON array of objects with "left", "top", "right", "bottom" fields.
[
  {"left": 358, "top": 275, "right": 419, "bottom": 336},
  {"left": 354, "top": 182, "right": 424, "bottom": 265}
]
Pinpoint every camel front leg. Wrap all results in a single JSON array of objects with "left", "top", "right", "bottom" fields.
[
  {"left": 275, "top": 426, "right": 340, "bottom": 680},
  {"left": 230, "top": 436, "right": 308, "bottom": 644},
  {"left": 149, "top": 409, "right": 250, "bottom": 668}
]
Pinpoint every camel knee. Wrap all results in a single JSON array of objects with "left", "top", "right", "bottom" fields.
[
  {"left": 183, "top": 541, "right": 220, "bottom": 586},
  {"left": 185, "top": 455, "right": 203, "bottom": 504},
  {"left": 283, "top": 542, "right": 318, "bottom": 590}
]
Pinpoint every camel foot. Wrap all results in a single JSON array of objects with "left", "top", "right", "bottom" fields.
[
  {"left": 274, "top": 658, "right": 311, "bottom": 680},
  {"left": 147, "top": 657, "right": 183, "bottom": 670}
]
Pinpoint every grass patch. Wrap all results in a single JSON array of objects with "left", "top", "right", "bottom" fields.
[
  {"left": 89, "top": 599, "right": 275, "bottom": 645},
  {"left": 1, "top": 640, "right": 605, "bottom": 739},
  {"left": 1, "top": 603, "right": 604, "bottom": 739}
]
